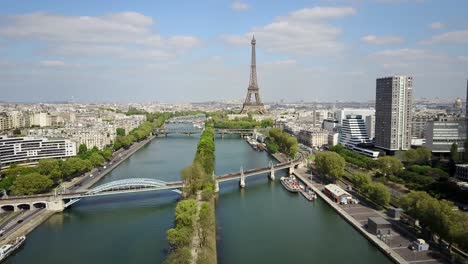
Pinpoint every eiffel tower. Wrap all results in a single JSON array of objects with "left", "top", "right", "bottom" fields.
[{"left": 240, "top": 35, "right": 266, "bottom": 114}]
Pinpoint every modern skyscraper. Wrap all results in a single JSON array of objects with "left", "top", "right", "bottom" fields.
[
  {"left": 240, "top": 35, "right": 266, "bottom": 114},
  {"left": 375, "top": 76, "right": 413, "bottom": 151}
]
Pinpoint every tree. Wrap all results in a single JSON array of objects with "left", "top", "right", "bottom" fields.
[
  {"left": 10, "top": 173, "right": 53, "bottom": 195},
  {"left": 78, "top": 144, "right": 88, "bottom": 155},
  {"left": 181, "top": 163, "right": 206, "bottom": 197},
  {"left": 37, "top": 159, "right": 62, "bottom": 183},
  {"left": 266, "top": 142, "right": 279, "bottom": 153},
  {"left": 450, "top": 142, "right": 459, "bottom": 162},
  {"left": 376, "top": 156, "right": 403, "bottom": 177},
  {"left": 89, "top": 152, "right": 105, "bottom": 167},
  {"left": 352, "top": 172, "right": 371, "bottom": 189},
  {"left": 363, "top": 183, "right": 391, "bottom": 207},
  {"left": 116, "top": 127, "right": 126, "bottom": 137},
  {"left": 404, "top": 147, "right": 431, "bottom": 165},
  {"left": 167, "top": 226, "right": 193, "bottom": 248},
  {"left": 315, "top": 152, "right": 345, "bottom": 181},
  {"left": 101, "top": 147, "right": 113, "bottom": 161}
]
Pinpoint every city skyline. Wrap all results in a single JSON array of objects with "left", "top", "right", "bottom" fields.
[{"left": 0, "top": 0, "right": 467, "bottom": 103}]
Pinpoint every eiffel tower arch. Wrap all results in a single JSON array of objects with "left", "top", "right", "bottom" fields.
[{"left": 240, "top": 35, "right": 266, "bottom": 115}]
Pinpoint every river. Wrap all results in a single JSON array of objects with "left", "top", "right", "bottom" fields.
[{"left": 6, "top": 135, "right": 390, "bottom": 264}]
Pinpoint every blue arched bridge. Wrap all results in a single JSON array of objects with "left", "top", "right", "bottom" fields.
[{"left": 0, "top": 160, "right": 302, "bottom": 212}]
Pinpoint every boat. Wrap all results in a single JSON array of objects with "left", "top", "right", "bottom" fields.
[
  {"left": 280, "top": 176, "right": 300, "bottom": 193},
  {"left": 0, "top": 236, "right": 26, "bottom": 262},
  {"left": 301, "top": 188, "right": 317, "bottom": 201}
]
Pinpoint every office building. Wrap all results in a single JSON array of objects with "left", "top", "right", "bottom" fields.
[
  {"left": 0, "top": 135, "right": 76, "bottom": 168},
  {"left": 339, "top": 115, "right": 379, "bottom": 158},
  {"left": 424, "top": 115, "right": 466, "bottom": 153},
  {"left": 375, "top": 76, "right": 413, "bottom": 151}
]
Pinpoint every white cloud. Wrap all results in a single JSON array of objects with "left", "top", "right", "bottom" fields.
[
  {"left": 370, "top": 48, "right": 447, "bottom": 61},
  {"left": 231, "top": 1, "right": 250, "bottom": 11},
  {"left": 361, "top": 35, "right": 404, "bottom": 45},
  {"left": 423, "top": 30, "right": 468, "bottom": 44},
  {"left": 429, "top": 22, "right": 444, "bottom": 30},
  {"left": 40, "top": 60, "right": 66, "bottom": 67},
  {"left": 221, "top": 6, "right": 356, "bottom": 56},
  {"left": 458, "top": 56, "right": 468, "bottom": 62},
  {"left": 264, "top": 59, "right": 297, "bottom": 66},
  {"left": 0, "top": 12, "right": 201, "bottom": 60}
]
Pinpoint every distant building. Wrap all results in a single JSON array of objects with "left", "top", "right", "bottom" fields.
[
  {"left": 328, "top": 132, "right": 339, "bottom": 146},
  {"left": 0, "top": 135, "right": 76, "bottom": 168},
  {"left": 323, "top": 119, "right": 339, "bottom": 131},
  {"left": 455, "top": 164, "right": 468, "bottom": 181},
  {"left": 339, "top": 115, "right": 379, "bottom": 158},
  {"left": 365, "top": 115, "right": 375, "bottom": 140},
  {"left": 339, "top": 115, "right": 372, "bottom": 148},
  {"left": 297, "top": 129, "right": 328, "bottom": 148},
  {"left": 375, "top": 76, "right": 413, "bottom": 151},
  {"left": 424, "top": 115, "right": 466, "bottom": 153}
]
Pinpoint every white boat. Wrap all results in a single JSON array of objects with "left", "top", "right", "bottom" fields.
[
  {"left": 0, "top": 236, "right": 26, "bottom": 262},
  {"left": 280, "top": 176, "right": 300, "bottom": 193}
]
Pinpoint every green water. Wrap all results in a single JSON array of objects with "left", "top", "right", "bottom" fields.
[{"left": 6, "top": 136, "right": 390, "bottom": 264}]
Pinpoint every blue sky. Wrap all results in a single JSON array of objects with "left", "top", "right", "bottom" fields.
[{"left": 0, "top": 0, "right": 467, "bottom": 103}]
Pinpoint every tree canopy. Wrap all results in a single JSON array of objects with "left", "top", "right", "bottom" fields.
[
  {"left": 376, "top": 156, "right": 403, "bottom": 176},
  {"left": 315, "top": 152, "right": 345, "bottom": 181},
  {"left": 10, "top": 173, "right": 53, "bottom": 195}
]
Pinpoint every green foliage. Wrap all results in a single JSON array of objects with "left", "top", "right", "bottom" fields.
[
  {"left": 88, "top": 152, "right": 105, "bottom": 167},
  {"left": 362, "top": 182, "right": 391, "bottom": 207},
  {"left": 351, "top": 172, "right": 371, "bottom": 189},
  {"left": 329, "top": 144, "right": 376, "bottom": 170},
  {"left": 37, "top": 159, "right": 62, "bottom": 183},
  {"left": 116, "top": 127, "right": 126, "bottom": 137},
  {"left": 400, "top": 191, "right": 468, "bottom": 251},
  {"left": 165, "top": 247, "right": 192, "bottom": 264},
  {"left": 10, "top": 173, "right": 53, "bottom": 195},
  {"left": 315, "top": 152, "right": 345, "bottom": 181},
  {"left": 266, "top": 141, "right": 279, "bottom": 153},
  {"left": 101, "top": 147, "right": 113, "bottom": 161},
  {"left": 78, "top": 144, "right": 88, "bottom": 155},
  {"left": 376, "top": 156, "right": 403, "bottom": 176},
  {"left": 167, "top": 226, "right": 193, "bottom": 248},
  {"left": 267, "top": 128, "right": 299, "bottom": 158},
  {"left": 403, "top": 147, "right": 431, "bottom": 165},
  {"left": 211, "top": 115, "right": 273, "bottom": 129}
]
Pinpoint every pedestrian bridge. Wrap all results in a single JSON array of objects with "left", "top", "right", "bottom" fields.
[{"left": 0, "top": 159, "right": 303, "bottom": 212}]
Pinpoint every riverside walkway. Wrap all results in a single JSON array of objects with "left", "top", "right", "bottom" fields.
[{"left": 293, "top": 169, "right": 446, "bottom": 264}]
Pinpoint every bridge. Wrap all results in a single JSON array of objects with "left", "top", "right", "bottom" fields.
[
  {"left": 153, "top": 128, "right": 267, "bottom": 137},
  {"left": 0, "top": 160, "right": 302, "bottom": 212}
]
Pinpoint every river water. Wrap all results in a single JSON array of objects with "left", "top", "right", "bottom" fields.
[{"left": 6, "top": 135, "right": 390, "bottom": 264}]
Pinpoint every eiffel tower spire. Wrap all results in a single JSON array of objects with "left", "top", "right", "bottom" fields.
[{"left": 240, "top": 35, "right": 266, "bottom": 114}]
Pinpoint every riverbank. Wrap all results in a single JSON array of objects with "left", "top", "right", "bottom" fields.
[
  {"left": 0, "top": 210, "right": 55, "bottom": 244},
  {"left": 0, "top": 136, "right": 156, "bottom": 248},
  {"left": 63, "top": 135, "right": 156, "bottom": 191},
  {"left": 268, "top": 151, "right": 406, "bottom": 264}
]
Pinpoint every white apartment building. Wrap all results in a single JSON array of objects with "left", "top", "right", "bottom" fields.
[
  {"left": 339, "top": 115, "right": 379, "bottom": 158},
  {"left": 0, "top": 135, "right": 76, "bottom": 167}
]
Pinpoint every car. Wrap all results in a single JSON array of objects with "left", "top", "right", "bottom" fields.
[
  {"left": 89, "top": 174, "right": 93, "bottom": 177},
  {"left": 0, "top": 228, "right": 5, "bottom": 236},
  {"left": 17, "top": 219, "right": 24, "bottom": 224}
]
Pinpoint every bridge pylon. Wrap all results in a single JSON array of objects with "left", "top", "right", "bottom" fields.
[
  {"left": 239, "top": 166, "right": 246, "bottom": 188},
  {"left": 289, "top": 162, "right": 295, "bottom": 175},
  {"left": 213, "top": 172, "right": 219, "bottom": 193},
  {"left": 268, "top": 161, "right": 275, "bottom": 181}
]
